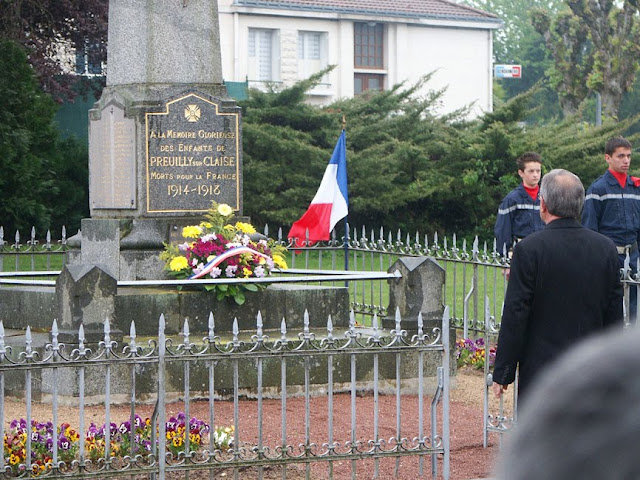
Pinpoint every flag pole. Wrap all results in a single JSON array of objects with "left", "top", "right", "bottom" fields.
[{"left": 342, "top": 115, "right": 349, "bottom": 272}]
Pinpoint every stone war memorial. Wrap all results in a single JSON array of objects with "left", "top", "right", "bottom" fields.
[{"left": 0, "top": 0, "right": 349, "bottom": 340}]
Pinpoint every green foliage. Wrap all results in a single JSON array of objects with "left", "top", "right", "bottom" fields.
[
  {"left": 241, "top": 74, "right": 640, "bottom": 243},
  {"left": 533, "top": 1, "right": 640, "bottom": 118},
  {"left": 0, "top": 40, "right": 88, "bottom": 234}
]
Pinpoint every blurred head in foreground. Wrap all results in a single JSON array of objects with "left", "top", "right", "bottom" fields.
[{"left": 495, "top": 327, "right": 640, "bottom": 480}]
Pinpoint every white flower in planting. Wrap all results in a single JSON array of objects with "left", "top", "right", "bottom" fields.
[
  {"left": 200, "top": 233, "right": 217, "bottom": 242},
  {"left": 209, "top": 267, "right": 222, "bottom": 278},
  {"left": 178, "top": 242, "right": 190, "bottom": 252}
]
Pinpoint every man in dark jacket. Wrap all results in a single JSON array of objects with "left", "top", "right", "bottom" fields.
[{"left": 492, "top": 169, "right": 623, "bottom": 403}]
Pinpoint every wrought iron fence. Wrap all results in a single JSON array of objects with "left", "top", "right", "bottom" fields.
[
  {"left": 5, "top": 222, "right": 637, "bottom": 454},
  {"left": 0, "top": 308, "right": 451, "bottom": 479}
]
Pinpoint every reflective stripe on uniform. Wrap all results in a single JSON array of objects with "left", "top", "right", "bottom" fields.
[
  {"left": 585, "top": 193, "right": 640, "bottom": 201},
  {"left": 498, "top": 204, "right": 541, "bottom": 215}
]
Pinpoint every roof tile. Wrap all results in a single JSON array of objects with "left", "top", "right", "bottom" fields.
[{"left": 234, "top": 0, "right": 499, "bottom": 22}]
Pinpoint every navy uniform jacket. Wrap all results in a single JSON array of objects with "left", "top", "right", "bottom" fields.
[
  {"left": 494, "top": 184, "right": 544, "bottom": 255},
  {"left": 583, "top": 170, "right": 640, "bottom": 268},
  {"left": 492, "top": 218, "right": 623, "bottom": 400}
]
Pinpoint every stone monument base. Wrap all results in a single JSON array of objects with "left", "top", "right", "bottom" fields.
[{"left": 0, "top": 284, "right": 349, "bottom": 339}]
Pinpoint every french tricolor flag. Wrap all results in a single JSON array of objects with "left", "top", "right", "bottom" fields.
[{"left": 288, "top": 131, "right": 348, "bottom": 246}]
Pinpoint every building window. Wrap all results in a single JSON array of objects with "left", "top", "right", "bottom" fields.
[
  {"left": 75, "top": 41, "right": 103, "bottom": 76},
  {"left": 354, "top": 23, "right": 384, "bottom": 69},
  {"left": 298, "top": 31, "right": 328, "bottom": 81},
  {"left": 354, "top": 73, "right": 384, "bottom": 95},
  {"left": 248, "top": 28, "right": 280, "bottom": 82}
]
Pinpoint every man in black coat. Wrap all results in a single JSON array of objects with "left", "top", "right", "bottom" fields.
[{"left": 492, "top": 169, "right": 623, "bottom": 403}]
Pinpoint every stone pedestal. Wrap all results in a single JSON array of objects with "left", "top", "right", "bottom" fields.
[
  {"left": 383, "top": 256, "right": 445, "bottom": 330},
  {"left": 56, "top": 264, "right": 119, "bottom": 341}
]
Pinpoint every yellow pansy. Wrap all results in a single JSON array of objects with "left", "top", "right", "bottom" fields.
[
  {"left": 243, "top": 267, "right": 252, "bottom": 277},
  {"left": 217, "top": 203, "right": 233, "bottom": 216},
  {"left": 169, "top": 256, "right": 189, "bottom": 272},
  {"left": 182, "top": 225, "right": 202, "bottom": 238}
]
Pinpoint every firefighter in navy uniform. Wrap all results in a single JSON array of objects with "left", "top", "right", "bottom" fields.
[
  {"left": 583, "top": 136, "right": 640, "bottom": 323},
  {"left": 494, "top": 152, "right": 545, "bottom": 257}
]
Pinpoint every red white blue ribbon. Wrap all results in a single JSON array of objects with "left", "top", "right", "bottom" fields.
[{"left": 189, "top": 246, "right": 271, "bottom": 279}]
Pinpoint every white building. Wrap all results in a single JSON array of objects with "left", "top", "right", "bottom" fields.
[{"left": 218, "top": 0, "right": 502, "bottom": 117}]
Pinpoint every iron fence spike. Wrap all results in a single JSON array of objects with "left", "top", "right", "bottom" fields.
[
  {"left": 233, "top": 318, "right": 239, "bottom": 339},
  {"left": 304, "top": 309, "right": 310, "bottom": 334},
  {"left": 208, "top": 312, "right": 215, "bottom": 338},
  {"left": 256, "top": 311, "right": 263, "bottom": 336},
  {"left": 159, "top": 313, "right": 166, "bottom": 334},
  {"left": 130, "top": 321, "right": 137, "bottom": 340},
  {"left": 183, "top": 317, "right": 190, "bottom": 336},
  {"left": 51, "top": 319, "right": 59, "bottom": 343},
  {"left": 78, "top": 324, "right": 85, "bottom": 344},
  {"left": 26, "top": 326, "right": 32, "bottom": 350}
]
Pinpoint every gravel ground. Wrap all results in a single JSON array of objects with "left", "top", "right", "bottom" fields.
[{"left": 4, "top": 368, "right": 511, "bottom": 479}]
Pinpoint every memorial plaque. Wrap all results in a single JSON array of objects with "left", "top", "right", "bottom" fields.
[
  {"left": 146, "top": 93, "right": 240, "bottom": 213},
  {"left": 89, "top": 102, "right": 136, "bottom": 209}
]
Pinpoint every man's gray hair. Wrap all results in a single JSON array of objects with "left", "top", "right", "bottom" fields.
[{"left": 540, "top": 169, "right": 584, "bottom": 219}]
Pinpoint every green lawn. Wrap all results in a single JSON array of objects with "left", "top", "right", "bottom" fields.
[
  {"left": 284, "top": 248, "right": 507, "bottom": 329},
  {"left": 2, "top": 248, "right": 508, "bottom": 332},
  {"left": 1, "top": 251, "right": 65, "bottom": 272}
]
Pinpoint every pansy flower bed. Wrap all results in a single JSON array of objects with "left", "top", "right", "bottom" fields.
[
  {"left": 3, "top": 413, "right": 231, "bottom": 477},
  {"left": 456, "top": 337, "right": 496, "bottom": 370}
]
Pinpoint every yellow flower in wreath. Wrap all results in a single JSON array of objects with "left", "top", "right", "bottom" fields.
[
  {"left": 182, "top": 225, "right": 202, "bottom": 238},
  {"left": 235, "top": 221, "right": 256, "bottom": 234},
  {"left": 169, "top": 256, "right": 189, "bottom": 272},
  {"left": 272, "top": 254, "right": 288, "bottom": 269}
]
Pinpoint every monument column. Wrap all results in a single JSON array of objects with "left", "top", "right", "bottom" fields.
[
  {"left": 71, "top": 0, "right": 242, "bottom": 282},
  {"left": 61, "top": 0, "right": 242, "bottom": 335}
]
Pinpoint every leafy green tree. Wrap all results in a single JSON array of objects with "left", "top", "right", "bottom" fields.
[
  {"left": 463, "top": 0, "right": 563, "bottom": 63},
  {"left": 0, "top": 40, "right": 88, "bottom": 235},
  {"left": 464, "top": 0, "right": 563, "bottom": 122},
  {"left": 241, "top": 74, "right": 640, "bottom": 242},
  {"left": 532, "top": 1, "right": 640, "bottom": 118},
  {"left": 0, "top": 0, "right": 108, "bottom": 101}
]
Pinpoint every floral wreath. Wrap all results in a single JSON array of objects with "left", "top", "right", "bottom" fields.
[{"left": 160, "top": 203, "right": 287, "bottom": 304}]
